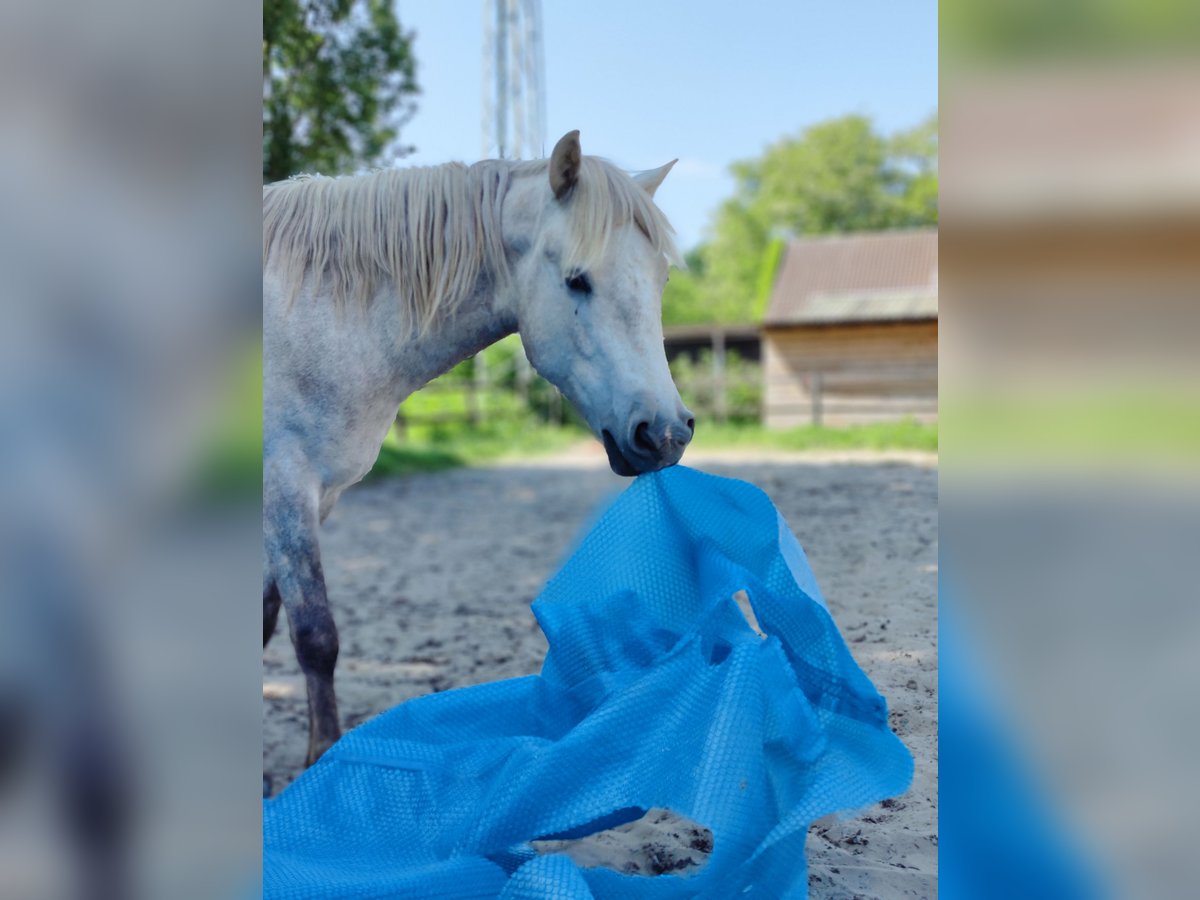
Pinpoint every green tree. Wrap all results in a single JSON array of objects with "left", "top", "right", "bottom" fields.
[
  {"left": 889, "top": 113, "right": 939, "bottom": 226},
  {"left": 735, "top": 115, "right": 901, "bottom": 236},
  {"left": 661, "top": 249, "right": 708, "bottom": 324},
  {"left": 263, "top": 0, "right": 420, "bottom": 183},
  {"left": 667, "top": 113, "right": 938, "bottom": 326}
]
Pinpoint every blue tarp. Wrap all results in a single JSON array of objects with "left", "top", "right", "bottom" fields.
[
  {"left": 264, "top": 467, "right": 912, "bottom": 898},
  {"left": 939, "top": 592, "right": 1101, "bottom": 899}
]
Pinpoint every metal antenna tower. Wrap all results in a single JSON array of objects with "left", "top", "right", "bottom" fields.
[{"left": 481, "top": 0, "right": 545, "bottom": 160}]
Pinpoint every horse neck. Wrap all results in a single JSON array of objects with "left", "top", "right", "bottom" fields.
[
  {"left": 392, "top": 161, "right": 533, "bottom": 391},
  {"left": 396, "top": 164, "right": 542, "bottom": 388},
  {"left": 400, "top": 285, "right": 515, "bottom": 387}
]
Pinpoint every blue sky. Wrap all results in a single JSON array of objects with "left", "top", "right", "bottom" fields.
[{"left": 396, "top": 1, "right": 937, "bottom": 251}]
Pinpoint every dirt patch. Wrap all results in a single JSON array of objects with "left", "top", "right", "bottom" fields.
[{"left": 531, "top": 808, "right": 713, "bottom": 876}]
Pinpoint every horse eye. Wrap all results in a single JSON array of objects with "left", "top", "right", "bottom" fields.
[{"left": 565, "top": 272, "right": 592, "bottom": 295}]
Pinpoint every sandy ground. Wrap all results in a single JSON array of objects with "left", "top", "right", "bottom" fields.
[{"left": 264, "top": 444, "right": 938, "bottom": 898}]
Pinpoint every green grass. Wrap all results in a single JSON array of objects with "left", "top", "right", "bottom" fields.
[
  {"left": 367, "top": 418, "right": 587, "bottom": 478},
  {"left": 368, "top": 443, "right": 466, "bottom": 478},
  {"left": 369, "top": 417, "right": 937, "bottom": 480},
  {"left": 689, "top": 418, "right": 938, "bottom": 453},
  {"left": 192, "top": 414, "right": 937, "bottom": 495},
  {"left": 188, "top": 340, "right": 938, "bottom": 496},
  {"left": 941, "top": 389, "right": 1200, "bottom": 463}
]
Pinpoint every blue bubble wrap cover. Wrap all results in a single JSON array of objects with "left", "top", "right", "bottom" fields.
[{"left": 264, "top": 467, "right": 912, "bottom": 898}]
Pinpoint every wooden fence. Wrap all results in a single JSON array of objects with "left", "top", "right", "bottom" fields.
[
  {"left": 763, "top": 361, "right": 938, "bottom": 427},
  {"left": 395, "top": 352, "right": 933, "bottom": 434},
  {"left": 393, "top": 351, "right": 572, "bottom": 436},
  {"left": 394, "top": 346, "right": 764, "bottom": 434}
]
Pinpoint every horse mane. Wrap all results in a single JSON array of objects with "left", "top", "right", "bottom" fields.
[
  {"left": 534, "top": 156, "right": 682, "bottom": 277},
  {"left": 262, "top": 156, "right": 680, "bottom": 333}
]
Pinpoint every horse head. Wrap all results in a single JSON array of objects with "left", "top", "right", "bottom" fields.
[{"left": 506, "top": 130, "right": 694, "bottom": 476}]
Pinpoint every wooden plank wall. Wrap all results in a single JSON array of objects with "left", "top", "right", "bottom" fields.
[{"left": 763, "top": 321, "right": 938, "bottom": 427}]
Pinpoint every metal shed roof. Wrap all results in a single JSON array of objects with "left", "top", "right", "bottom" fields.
[{"left": 764, "top": 230, "right": 938, "bottom": 327}]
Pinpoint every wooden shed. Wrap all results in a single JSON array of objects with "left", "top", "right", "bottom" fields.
[
  {"left": 940, "top": 71, "right": 1200, "bottom": 388},
  {"left": 762, "top": 230, "right": 938, "bottom": 428}
]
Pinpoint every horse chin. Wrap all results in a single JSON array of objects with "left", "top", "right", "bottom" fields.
[{"left": 601, "top": 429, "right": 640, "bottom": 477}]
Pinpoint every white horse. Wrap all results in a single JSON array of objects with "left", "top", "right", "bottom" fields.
[{"left": 263, "top": 131, "right": 694, "bottom": 766}]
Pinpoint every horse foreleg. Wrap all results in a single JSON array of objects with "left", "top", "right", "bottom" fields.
[
  {"left": 263, "top": 578, "right": 282, "bottom": 647},
  {"left": 264, "top": 486, "right": 341, "bottom": 767}
]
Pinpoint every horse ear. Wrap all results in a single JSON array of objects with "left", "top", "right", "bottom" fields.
[
  {"left": 632, "top": 160, "right": 677, "bottom": 198},
  {"left": 549, "top": 130, "right": 582, "bottom": 200}
]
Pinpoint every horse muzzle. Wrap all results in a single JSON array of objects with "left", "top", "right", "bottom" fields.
[{"left": 601, "top": 413, "right": 695, "bottom": 477}]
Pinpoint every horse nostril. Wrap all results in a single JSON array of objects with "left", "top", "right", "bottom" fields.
[
  {"left": 686, "top": 417, "right": 695, "bottom": 436},
  {"left": 633, "top": 421, "right": 655, "bottom": 455}
]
